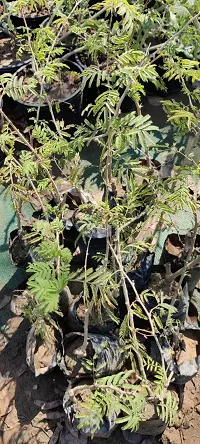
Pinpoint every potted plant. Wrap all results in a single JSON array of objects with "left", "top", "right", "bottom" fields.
[
  {"left": 0, "top": 3, "right": 30, "bottom": 74},
  {"left": 8, "top": 0, "right": 54, "bottom": 29},
  {"left": 60, "top": 0, "right": 200, "bottom": 99},
  {"left": 1, "top": 0, "right": 200, "bottom": 439},
  {"left": 0, "top": 12, "right": 84, "bottom": 127}
]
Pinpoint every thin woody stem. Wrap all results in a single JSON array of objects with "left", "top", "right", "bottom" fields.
[
  {"left": 7, "top": 149, "right": 48, "bottom": 221},
  {"left": 58, "top": 7, "right": 107, "bottom": 44},
  {"left": 114, "top": 86, "right": 129, "bottom": 118},
  {"left": 110, "top": 239, "right": 166, "bottom": 378},
  {"left": 149, "top": 11, "right": 200, "bottom": 62},
  {"left": 75, "top": 237, "right": 93, "bottom": 357},
  {"left": 69, "top": 382, "right": 144, "bottom": 399},
  {"left": 113, "top": 229, "right": 147, "bottom": 381}
]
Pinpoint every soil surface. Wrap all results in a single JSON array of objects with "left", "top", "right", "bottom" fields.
[
  {"left": 74, "top": 383, "right": 93, "bottom": 416},
  {"left": 76, "top": 301, "right": 112, "bottom": 328},
  {"left": 0, "top": 290, "right": 67, "bottom": 444},
  {"left": 21, "top": 71, "right": 81, "bottom": 104},
  {"left": 0, "top": 37, "right": 28, "bottom": 67},
  {"left": 8, "top": 1, "right": 51, "bottom": 17}
]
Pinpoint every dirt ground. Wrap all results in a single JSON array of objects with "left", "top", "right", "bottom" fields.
[{"left": 1, "top": 290, "right": 200, "bottom": 444}]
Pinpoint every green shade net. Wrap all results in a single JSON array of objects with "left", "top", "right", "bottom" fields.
[{"left": 0, "top": 186, "right": 33, "bottom": 293}]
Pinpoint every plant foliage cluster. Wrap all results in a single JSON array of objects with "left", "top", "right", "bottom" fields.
[{"left": 0, "top": 0, "right": 200, "bottom": 436}]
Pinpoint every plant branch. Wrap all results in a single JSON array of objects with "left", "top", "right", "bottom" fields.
[
  {"left": 133, "top": 98, "right": 141, "bottom": 116},
  {"left": 7, "top": 149, "right": 48, "bottom": 221},
  {"left": 149, "top": 11, "right": 200, "bottom": 62},
  {"left": 76, "top": 236, "right": 93, "bottom": 357},
  {"left": 0, "top": 109, "right": 62, "bottom": 203},
  {"left": 114, "top": 86, "right": 129, "bottom": 117},
  {"left": 193, "top": 17, "right": 200, "bottom": 35},
  {"left": 167, "top": 255, "right": 200, "bottom": 283},
  {"left": 28, "top": 177, "right": 48, "bottom": 221},
  {"left": 60, "top": 45, "right": 86, "bottom": 62},
  {"left": 22, "top": 14, "right": 38, "bottom": 73},
  {"left": 58, "top": 7, "right": 107, "bottom": 44},
  {"left": 110, "top": 238, "right": 166, "bottom": 378},
  {"left": 69, "top": 382, "right": 144, "bottom": 400},
  {"left": 9, "top": 165, "right": 21, "bottom": 230},
  {"left": 56, "top": 231, "right": 61, "bottom": 277},
  {"left": 112, "top": 229, "right": 147, "bottom": 380}
]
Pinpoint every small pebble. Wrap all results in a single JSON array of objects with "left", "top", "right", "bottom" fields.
[
  {"left": 33, "top": 385, "right": 38, "bottom": 390},
  {"left": 182, "top": 421, "right": 190, "bottom": 429}
]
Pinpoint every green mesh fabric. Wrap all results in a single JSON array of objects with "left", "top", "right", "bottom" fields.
[{"left": 0, "top": 186, "right": 32, "bottom": 293}]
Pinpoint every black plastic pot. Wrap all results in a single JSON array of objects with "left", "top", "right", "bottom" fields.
[
  {"left": 0, "top": 31, "right": 29, "bottom": 74},
  {"left": 13, "top": 60, "right": 83, "bottom": 126},
  {"left": 118, "top": 251, "right": 155, "bottom": 321},
  {"left": 9, "top": 226, "right": 33, "bottom": 267},
  {"left": 63, "top": 379, "right": 118, "bottom": 438},
  {"left": 57, "top": 332, "right": 125, "bottom": 378},
  {"left": 75, "top": 52, "right": 102, "bottom": 107},
  {"left": 160, "top": 233, "right": 200, "bottom": 273},
  {"left": 63, "top": 224, "right": 79, "bottom": 253},
  {"left": 150, "top": 332, "right": 200, "bottom": 386},
  {"left": 10, "top": 13, "right": 50, "bottom": 29},
  {"left": 9, "top": 225, "right": 41, "bottom": 267},
  {"left": 126, "top": 251, "right": 155, "bottom": 295},
  {"left": 159, "top": 233, "right": 185, "bottom": 272},
  {"left": 66, "top": 293, "right": 118, "bottom": 334},
  {"left": 77, "top": 227, "right": 107, "bottom": 256}
]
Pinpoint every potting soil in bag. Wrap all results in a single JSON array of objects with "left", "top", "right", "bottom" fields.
[
  {"left": 9, "top": 227, "right": 33, "bottom": 267},
  {"left": 63, "top": 380, "right": 118, "bottom": 438},
  {"left": 66, "top": 293, "right": 119, "bottom": 334},
  {"left": 57, "top": 332, "right": 125, "bottom": 378}
]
